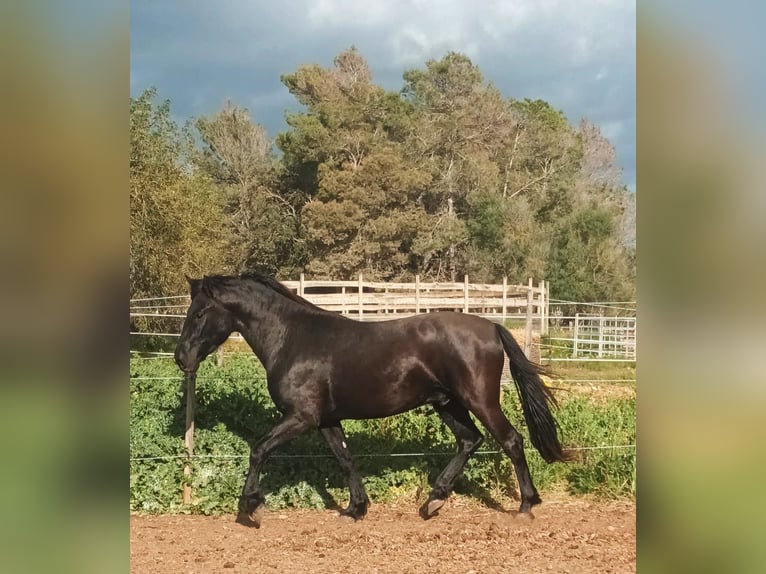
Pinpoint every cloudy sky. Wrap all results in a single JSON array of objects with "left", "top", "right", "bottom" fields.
[{"left": 130, "top": 0, "right": 636, "bottom": 191}]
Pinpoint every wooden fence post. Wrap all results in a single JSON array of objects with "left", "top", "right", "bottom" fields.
[
  {"left": 182, "top": 374, "right": 196, "bottom": 505},
  {"left": 358, "top": 273, "right": 363, "bottom": 320},
  {"left": 524, "top": 277, "right": 533, "bottom": 358},
  {"left": 502, "top": 276, "right": 508, "bottom": 323},
  {"left": 299, "top": 272, "right": 305, "bottom": 297},
  {"left": 542, "top": 280, "right": 549, "bottom": 335},
  {"left": 415, "top": 274, "right": 421, "bottom": 314},
  {"left": 538, "top": 280, "right": 546, "bottom": 336},
  {"left": 463, "top": 275, "right": 469, "bottom": 313}
]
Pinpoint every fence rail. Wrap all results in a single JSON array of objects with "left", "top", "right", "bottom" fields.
[
  {"left": 275, "top": 274, "right": 547, "bottom": 323},
  {"left": 131, "top": 276, "right": 547, "bottom": 319}
]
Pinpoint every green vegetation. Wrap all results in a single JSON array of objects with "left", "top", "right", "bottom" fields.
[
  {"left": 130, "top": 355, "right": 635, "bottom": 515},
  {"left": 130, "top": 48, "right": 635, "bottom": 304}
]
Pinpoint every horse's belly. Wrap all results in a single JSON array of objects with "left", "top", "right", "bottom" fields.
[{"left": 327, "top": 378, "right": 441, "bottom": 421}]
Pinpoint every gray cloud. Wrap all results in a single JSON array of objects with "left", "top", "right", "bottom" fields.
[{"left": 131, "top": 0, "right": 635, "bottom": 189}]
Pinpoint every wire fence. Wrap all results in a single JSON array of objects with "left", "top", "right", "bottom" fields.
[
  {"left": 548, "top": 298, "right": 636, "bottom": 314},
  {"left": 130, "top": 443, "right": 636, "bottom": 463}
]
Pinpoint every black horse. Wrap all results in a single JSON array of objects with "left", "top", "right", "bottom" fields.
[{"left": 174, "top": 272, "right": 568, "bottom": 527}]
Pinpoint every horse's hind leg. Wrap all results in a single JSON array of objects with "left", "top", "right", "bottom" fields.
[
  {"left": 320, "top": 423, "right": 370, "bottom": 520},
  {"left": 469, "top": 401, "right": 542, "bottom": 515},
  {"left": 420, "top": 400, "right": 484, "bottom": 519}
]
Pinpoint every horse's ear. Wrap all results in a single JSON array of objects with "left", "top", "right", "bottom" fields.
[{"left": 187, "top": 276, "right": 202, "bottom": 298}]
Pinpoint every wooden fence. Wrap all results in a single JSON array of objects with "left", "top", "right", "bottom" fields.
[
  {"left": 284, "top": 273, "right": 547, "bottom": 327},
  {"left": 130, "top": 274, "right": 549, "bottom": 358},
  {"left": 283, "top": 274, "right": 548, "bottom": 356}
]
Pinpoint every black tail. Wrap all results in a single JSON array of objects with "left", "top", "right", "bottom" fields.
[{"left": 496, "top": 324, "right": 568, "bottom": 463}]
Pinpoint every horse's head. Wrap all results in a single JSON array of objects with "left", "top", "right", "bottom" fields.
[{"left": 174, "top": 276, "right": 236, "bottom": 374}]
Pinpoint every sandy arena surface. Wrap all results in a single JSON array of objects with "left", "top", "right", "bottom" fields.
[{"left": 130, "top": 495, "right": 635, "bottom": 573}]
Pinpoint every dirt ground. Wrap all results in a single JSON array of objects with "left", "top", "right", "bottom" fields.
[{"left": 130, "top": 495, "right": 635, "bottom": 574}]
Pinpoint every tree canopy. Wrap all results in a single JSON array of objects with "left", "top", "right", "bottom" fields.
[{"left": 130, "top": 49, "right": 635, "bottom": 303}]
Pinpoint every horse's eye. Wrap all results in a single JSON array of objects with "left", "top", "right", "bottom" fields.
[{"left": 195, "top": 308, "right": 206, "bottom": 319}]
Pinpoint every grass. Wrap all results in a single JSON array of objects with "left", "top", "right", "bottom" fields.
[{"left": 542, "top": 357, "right": 636, "bottom": 381}]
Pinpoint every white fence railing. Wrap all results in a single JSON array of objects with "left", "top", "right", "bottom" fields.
[{"left": 543, "top": 314, "right": 636, "bottom": 361}]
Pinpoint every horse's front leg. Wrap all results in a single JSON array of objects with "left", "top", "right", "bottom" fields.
[{"left": 236, "top": 413, "right": 310, "bottom": 527}]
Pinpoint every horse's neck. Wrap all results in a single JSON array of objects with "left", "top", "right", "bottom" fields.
[{"left": 233, "top": 286, "right": 300, "bottom": 371}]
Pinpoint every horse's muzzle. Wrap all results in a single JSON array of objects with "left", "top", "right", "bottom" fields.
[{"left": 174, "top": 345, "right": 196, "bottom": 374}]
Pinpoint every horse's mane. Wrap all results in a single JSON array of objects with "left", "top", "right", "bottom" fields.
[{"left": 203, "top": 272, "right": 323, "bottom": 311}]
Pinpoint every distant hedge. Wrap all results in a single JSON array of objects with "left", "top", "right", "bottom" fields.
[{"left": 130, "top": 354, "right": 635, "bottom": 514}]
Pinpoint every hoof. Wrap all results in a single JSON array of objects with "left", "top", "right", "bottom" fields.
[
  {"left": 515, "top": 510, "right": 535, "bottom": 521},
  {"left": 339, "top": 500, "right": 369, "bottom": 521},
  {"left": 517, "top": 492, "right": 542, "bottom": 517},
  {"left": 235, "top": 507, "right": 263, "bottom": 528},
  {"left": 339, "top": 510, "right": 365, "bottom": 521},
  {"left": 419, "top": 498, "right": 446, "bottom": 520}
]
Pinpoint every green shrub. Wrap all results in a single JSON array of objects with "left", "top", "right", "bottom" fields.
[{"left": 130, "top": 354, "right": 635, "bottom": 514}]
